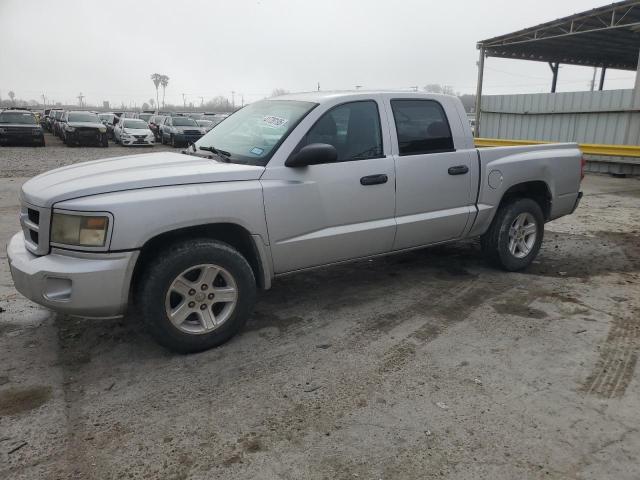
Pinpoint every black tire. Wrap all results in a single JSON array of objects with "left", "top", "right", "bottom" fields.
[
  {"left": 480, "top": 197, "right": 544, "bottom": 271},
  {"left": 135, "top": 238, "right": 256, "bottom": 353}
]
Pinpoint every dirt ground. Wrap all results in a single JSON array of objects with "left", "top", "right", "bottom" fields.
[{"left": 0, "top": 133, "right": 639, "bottom": 479}]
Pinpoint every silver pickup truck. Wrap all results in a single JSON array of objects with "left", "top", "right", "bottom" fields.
[{"left": 7, "top": 92, "right": 583, "bottom": 353}]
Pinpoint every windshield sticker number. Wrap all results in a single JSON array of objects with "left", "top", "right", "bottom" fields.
[
  {"left": 250, "top": 147, "right": 264, "bottom": 156},
  {"left": 262, "top": 115, "right": 288, "bottom": 129}
]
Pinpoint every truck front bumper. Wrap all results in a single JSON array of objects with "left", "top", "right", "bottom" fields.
[{"left": 7, "top": 232, "right": 139, "bottom": 318}]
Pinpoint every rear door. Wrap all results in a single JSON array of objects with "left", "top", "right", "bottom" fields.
[
  {"left": 262, "top": 98, "right": 397, "bottom": 273},
  {"left": 388, "top": 97, "right": 476, "bottom": 250}
]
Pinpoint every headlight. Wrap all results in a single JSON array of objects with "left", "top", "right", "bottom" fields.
[
  {"left": 51, "top": 213, "right": 109, "bottom": 247},
  {"left": 65, "top": 126, "right": 75, "bottom": 132},
  {"left": 98, "top": 127, "right": 106, "bottom": 133}
]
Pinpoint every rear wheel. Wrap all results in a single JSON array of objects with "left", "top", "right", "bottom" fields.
[
  {"left": 135, "top": 239, "right": 256, "bottom": 353},
  {"left": 481, "top": 197, "right": 544, "bottom": 271}
]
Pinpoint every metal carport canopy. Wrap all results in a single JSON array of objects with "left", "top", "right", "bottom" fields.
[{"left": 474, "top": 0, "right": 640, "bottom": 135}]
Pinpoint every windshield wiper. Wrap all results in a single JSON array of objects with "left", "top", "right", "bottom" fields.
[{"left": 199, "top": 145, "right": 232, "bottom": 162}]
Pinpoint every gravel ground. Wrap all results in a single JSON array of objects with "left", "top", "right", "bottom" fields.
[
  {"left": 0, "top": 131, "right": 176, "bottom": 177},
  {"left": 0, "top": 137, "right": 639, "bottom": 479}
]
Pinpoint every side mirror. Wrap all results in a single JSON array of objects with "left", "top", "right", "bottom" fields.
[{"left": 285, "top": 143, "right": 337, "bottom": 168}]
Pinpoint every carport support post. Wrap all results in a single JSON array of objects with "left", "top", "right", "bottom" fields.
[
  {"left": 549, "top": 62, "right": 560, "bottom": 93},
  {"left": 599, "top": 67, "right": 607, "bottom": 91},
  {"left": 475, "top": 45, "right": 485, "bottom": 138},
  {"left": 624, "top": 49, "right": 640, "bottom": 146}
]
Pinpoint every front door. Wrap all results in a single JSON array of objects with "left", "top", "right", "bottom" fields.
[{"left": 262, "top": 99, "right": 396, "bottom": 273}]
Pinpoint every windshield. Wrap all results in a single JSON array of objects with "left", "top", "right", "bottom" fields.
[
  {"left": 54, "top": 111, "right": 64, "bottom": 120},
  {"left": 172, "top": 117, "right": 198, "bottom": 127},
  {"left": 123, "top": 119, "right": 149, "bottom": 129},
  {"left": 0, "top": 112, "right": 36, "bottom": 124},
  {"left": 68, "top": 112, "right": 100, "bottom": 123},
  {"left": 138, "top": 113, "right": 153, "bottom": 122},
  {"left": 194, "top": 100, "right": 316, "bottom": 166}
]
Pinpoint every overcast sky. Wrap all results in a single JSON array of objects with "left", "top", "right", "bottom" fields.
[{"left": 0, "top": 0, "right": 636, "bottom": 107}]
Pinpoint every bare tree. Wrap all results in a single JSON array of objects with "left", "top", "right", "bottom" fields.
[
  {"left": 270, "top": 88, "right": 289, "bottom": 97},
  {"left": 150, "top": 74, "right": 162, "bottom": 111},
  {"left": 8, "top": 91, "right": 15, "bottom": 105},
  {"left": 160, "top": 75, "right": 170, "bottom": 108},
  {"left": 423, "top": 84, "right": 456, "bottom": 96},
  {"left": 149, "top": 98, "right": 155, "bottom": 108}
]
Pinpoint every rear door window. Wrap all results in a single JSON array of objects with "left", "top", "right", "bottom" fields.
[{"left": 390, "top": 99, "right": 454, "bottom": 155}]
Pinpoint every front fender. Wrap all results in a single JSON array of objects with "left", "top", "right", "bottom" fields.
[{"left": 53, "top": 181, "right": 269, "bottom": 251}]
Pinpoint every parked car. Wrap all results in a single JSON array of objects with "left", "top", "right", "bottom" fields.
[
  {"left": 40, "top": 109, "right": 51, "bottom": 128},
  {"left": 98, "top": 113, "right": 119, "bottom": 139},
  {"left": 196, "top": 119, "right": 214, "bottom": 132},
  {"left": 159, "top": 116, "right": 206, "bottom": 147},
  {"left": 148, "top": 115, "right": 167, "bottom": 140},
  {"left": 137, "top": 113, "right": 154, "bottom": 123},
  {"left": 0, "top": 109, "right": 45, "bottom": 146},
  {"left": 45, "top": 109, "right": 62, "bottom": 132},
  {"left": 52, "top": 110, "right": 66, "bottom": 137},
  {"left": 113, "top": 118, "right": 155, "bottom": 146},
  {"left": 7, "top": 91, "right": 584, "bottom": 353},
  {"left": 202, "top": 113, "right": 229, "bottom": 127},
  {"left": 61, "top": 111, "right": 108, "bottom": 147}
]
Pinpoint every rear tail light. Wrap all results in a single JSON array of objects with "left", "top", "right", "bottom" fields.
[{"left": 580, "top": 155, "right": 586, "bottom": 181}]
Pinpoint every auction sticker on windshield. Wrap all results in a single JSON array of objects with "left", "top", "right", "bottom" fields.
[
  {"left": 250, "top": 147, "right": 264, "bottom": 155},
  {"left": 262, "top": 115, "right": 288, "bottom": 128}
]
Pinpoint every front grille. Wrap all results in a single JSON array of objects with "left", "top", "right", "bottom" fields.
[
  {"left": 77, "top": 128, "right": 98, "bottom": 137},
  {"left": 6, "top": 127, "right": 33, "bottom": 134},
  {"left": 134, "top": 135, "right": 146, "bottom": 139},
  {"left": 27, "top": 208, "right": 40, "bottom": 224},
  {"left": 20, "top": 203, "right": 50, "bottom": 255}
]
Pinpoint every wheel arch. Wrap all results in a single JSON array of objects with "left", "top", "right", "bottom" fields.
[
  {"left": 498, "top": 180, "right": 552, "bottom": 221},
  {"left": 129, "top": 222, "right": 271, "bottom": 304}
]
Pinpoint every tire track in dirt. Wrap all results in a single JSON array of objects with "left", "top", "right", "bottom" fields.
[{"left": 581, "top": 309, "right": 640, "bottom": 398}]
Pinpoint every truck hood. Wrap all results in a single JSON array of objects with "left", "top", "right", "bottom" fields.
[{"left": 21, "top": 152, "right": 265, "bottom": 207}]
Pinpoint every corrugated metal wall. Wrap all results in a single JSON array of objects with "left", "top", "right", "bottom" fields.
[
  {"left": 480, "top": 89, "right": 640, "bottom": 174},
  {"left": 481, "top": 89, "right": 639, "bottom": 144}
]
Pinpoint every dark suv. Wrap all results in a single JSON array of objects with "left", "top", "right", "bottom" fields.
[
  {"left": 159, "top": 115, "right": 205, "bottom": 147},
  {"left": 0, "top": 110, "right": 45, "bottom": 146},
  {"left": 61, "top": 111, "right": 109, "bottom": 147}
]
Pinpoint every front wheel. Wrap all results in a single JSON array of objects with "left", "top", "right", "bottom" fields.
[
  {"left": 481, "top": 197, "right": 544, "bottom": 271},
  {"left": 135, "top": 239, "right": 256, "bottom": 353}
]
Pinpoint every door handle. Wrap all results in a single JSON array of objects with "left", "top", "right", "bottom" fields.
[
  {"left": 360, "top": 174, "right": 388, "bottom": 186},
  {"left": 448, "top": 165, "right": 469, "bottom": 175}
]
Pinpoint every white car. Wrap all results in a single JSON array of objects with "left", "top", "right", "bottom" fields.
[{"left": 114, "top": 118, "right": 155, "bottom": 146}]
